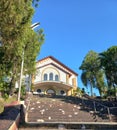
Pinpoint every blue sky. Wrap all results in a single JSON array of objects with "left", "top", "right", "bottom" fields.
[{"left": 32, "top": 0, "right": 117, "bottom": 95}]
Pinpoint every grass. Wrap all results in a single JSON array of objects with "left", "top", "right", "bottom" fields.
[{"left": 0, "top": 95, "right": 17, "bottom": 113}]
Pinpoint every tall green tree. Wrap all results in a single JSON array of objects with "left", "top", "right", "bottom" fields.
[
  {"left": 0, "top": 0, "right": 44, "bottom": 97},
  {"left": 79, "top": 50, "right": 105, "bottom": 96},
  {"left": 99, "top": 46, "right": 117, "bottom": 97}
]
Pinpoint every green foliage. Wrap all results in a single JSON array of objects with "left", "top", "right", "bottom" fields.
[
  {"left": 24, "top": 29, "right": 44, "bottom": 75},
  {"left": 21, "top": 85, "right": 26, "bottom": 95},
  {"left": 0, "top": 78, "right": 10, "bottom": 99},
  {"left": 32, "top": 0, "right": 40, "bottom": 7},
  {"left": 99, "top": 46, "right": 117, "bottom": 87},
  {"left": 16, "top": 85, "right": 26, "bottom": 100},
  {"left": 0, "top": 0, "right": 44, "bottom": 98},
  {"left": 73, "top": 87, "right": 82, "bottom": 96},
  {"left": 80, "top": 50, "right": 101, "bottom": 72},
  {"left": 79, "top": 50, "right": 105, "bottom": 96},
  {"left": 99, "top": 46, "right": 117, "bottom": 98},
  {"left": 80, "top": 46, "right": 117, "bottom": 98},
  {"left": 81, "top": 88, "right": 86, "bottom": 94}
]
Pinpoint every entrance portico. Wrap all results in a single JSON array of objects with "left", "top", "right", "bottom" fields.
[
  {"left": 32, "top": 56, "right": 78, "bottom": 96},
  {"left": 33, "top": 80, "right": 73, "bottom": 96}
]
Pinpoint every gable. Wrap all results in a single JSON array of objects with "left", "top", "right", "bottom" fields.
[{"left": 36, "top": 56, "right": 78, "bottom": 76}]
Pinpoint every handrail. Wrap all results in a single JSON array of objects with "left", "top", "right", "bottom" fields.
[
  {"left": 82, "top": 96, "right": 115, "bottom": 121},
  {"left": 83, "top": 95, "right": 114, "bottom": 108}
]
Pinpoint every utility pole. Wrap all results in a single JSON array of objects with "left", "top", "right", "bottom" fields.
[{"left": 17, "top": 22, "right": 40, "bottom": 101}]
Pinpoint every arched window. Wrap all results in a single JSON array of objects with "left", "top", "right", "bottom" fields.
[
  {"left": 44, "top": 73, "right": 48, "bottom": 81},
  {"left": 49, "top": 73, "right": 53, "bottom": 80},
  {"left": 60, "top": 90, "right": 65, "bottom": 95},
  {"left": 37, "top": 89, "right": 41, "bottom": 93},
  {"left": 55, "top": 75, "right": 59, "bottom": 81}
]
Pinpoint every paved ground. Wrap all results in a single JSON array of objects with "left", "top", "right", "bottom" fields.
[
  {"left": 25, "top": 95, "right": 108, "bottom": 123},
  {"left": 20, "top": 94, "right": 117, "bottom": 129}
]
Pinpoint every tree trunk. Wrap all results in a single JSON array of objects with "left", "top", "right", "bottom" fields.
[{"left": 90, "top": 82, "right": 93, "bottom": 96}]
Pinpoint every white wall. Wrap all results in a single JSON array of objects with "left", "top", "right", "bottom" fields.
[
  {"left": 34, "top": 64, "right": 67, "bottom": 83},
  {"left": 34, "top": 57, "right": 78, "bottom": 86}
]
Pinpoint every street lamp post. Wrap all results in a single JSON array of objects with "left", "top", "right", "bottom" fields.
[{"left": 17, "top": 22, "right": 40, "bottom": 101}]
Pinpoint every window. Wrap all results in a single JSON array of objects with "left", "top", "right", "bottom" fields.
[
  {"left": 60, "top": 90, "right": 65, "bottom": 95},
  {"left": 37, "top": 89, "right": 41, "bottom": 93},
  {"left": 55, "top": 75, "right": 59, "bottom": 81},
  {"left": 44, "top": 74, "right": 48, "bottom": 81},
  {"left": 49, "top": 73, "right": 53, "bottom": 80}
]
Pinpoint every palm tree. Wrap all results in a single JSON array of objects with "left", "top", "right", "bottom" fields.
[
  {"left": 99, "top": 46, "right": 117, "bottom": 98},
  {"left": 79, "top": 50, "right": 105, "bottom": 97},
  {"left": 80, "top": 70, "right": 94, "bottom": 96}
]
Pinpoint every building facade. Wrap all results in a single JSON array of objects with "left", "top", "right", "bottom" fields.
[{"left": 32, "top": 56, "right": 78, "bottom": 96}]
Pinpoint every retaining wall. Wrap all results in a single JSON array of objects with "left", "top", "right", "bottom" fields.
[{"left": 0, "top": 101, "right": 25, "bottom": 130}]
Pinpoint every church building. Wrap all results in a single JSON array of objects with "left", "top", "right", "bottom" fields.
[{"left": 32, "top": 56, "right": 78, "bottom": 96}]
